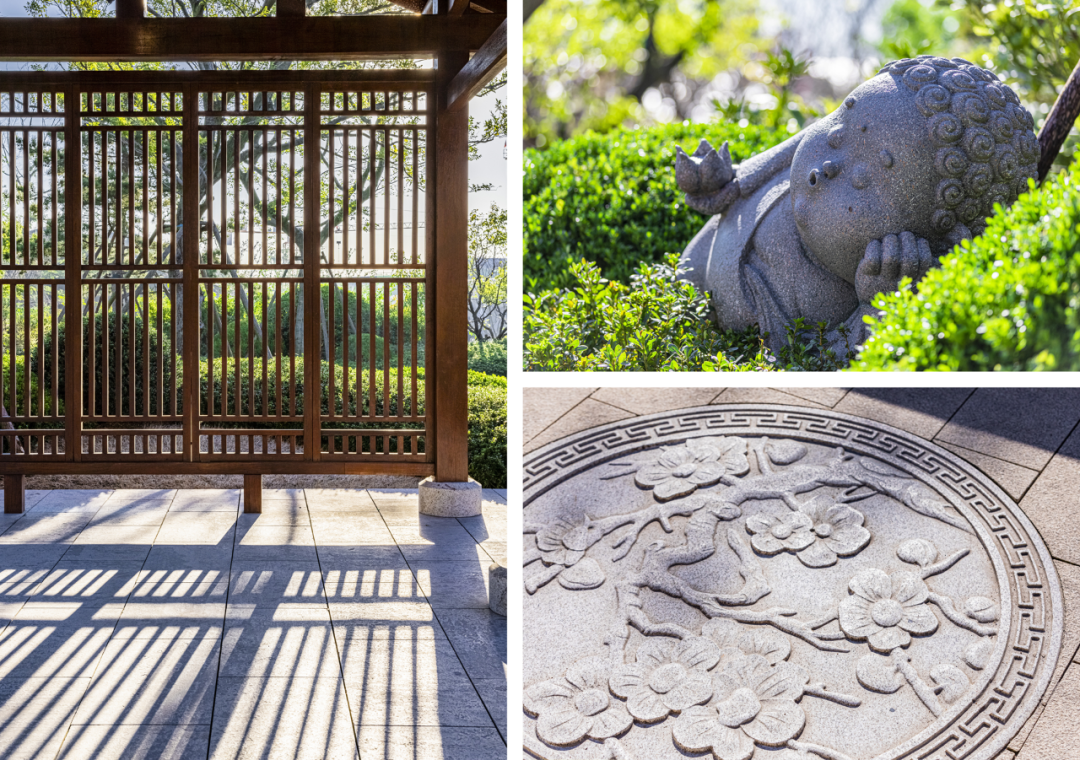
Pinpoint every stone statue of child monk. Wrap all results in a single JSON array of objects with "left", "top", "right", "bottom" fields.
[{"left": 675, "top": 55, "right": 1040, "bottom": 354}]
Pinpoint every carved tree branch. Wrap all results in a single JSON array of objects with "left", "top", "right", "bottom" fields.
[{"left": 927, "top": 592, "right": 998, "bottom": 637}]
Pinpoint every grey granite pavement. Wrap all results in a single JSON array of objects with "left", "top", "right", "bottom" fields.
[
  {"left": 524, "top": 388, "right": 1080, "bottom": 760},
  {"left": 0, "top": 487, "right": 507, "bottom": 760}
]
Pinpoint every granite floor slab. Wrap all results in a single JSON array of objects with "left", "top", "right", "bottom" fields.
[{"left": 0, "top": 487, "right": 506, "bottom": 759}]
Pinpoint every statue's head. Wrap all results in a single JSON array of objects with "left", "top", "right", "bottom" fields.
[{"left": 789, "top": 56, "right": 1039, "bottom": 285}]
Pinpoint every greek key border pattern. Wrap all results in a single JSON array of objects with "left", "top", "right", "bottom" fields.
[{"left": 523, "top": 407, "right": 1060, "bottom": 760}]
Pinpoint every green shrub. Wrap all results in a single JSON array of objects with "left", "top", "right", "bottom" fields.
[
  {"left": 524, "top": 122, "right": 788, "bottom": 291},
  {"left": 524, "top": 253, "right": 850, "bottom": 372},
  {"left": 467, "top": 370, "right": 507, "bottom": 388},
  {"left": 468, "top": 383, "right": 506, "bottom": 488},
  {"left": 853, "top": 167, "right": 1080, "bottom": 371},
  {"left": 467, "top": 337, "right": 507, "bottom": 376}
]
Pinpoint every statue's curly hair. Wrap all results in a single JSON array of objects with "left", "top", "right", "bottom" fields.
[{"left": 878, "top": 55, "right": 1039, "bottom": 238}]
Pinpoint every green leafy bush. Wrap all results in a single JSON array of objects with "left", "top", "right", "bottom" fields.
[
  {"left": 524, "top": 122, "right": 788, "bottom": 291},
  {"left": 853, "top": 167, "right": 1080, "bottom": 371},
  {"left": 524, "top": 253, "right": 850, "bottom": 372},
  {"left": 467, "top": 338, "right": 507, "bottom": 376},
  {"left": 467, "top": 383, "right": 506, "bottom": 488}
]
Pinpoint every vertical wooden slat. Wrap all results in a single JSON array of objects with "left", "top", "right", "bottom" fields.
[
  {"left": 4, "top": 473, "right": 24, "bottom": 513},
  {"left": 303, "top": 84, "right": 319, "bottom": 461},
  {"left": 183, "top": 84, "right": 199, "bottom": 462},
  {"left": 65, "top": 85, "right": 81, "bottom": 461},
  {"left": 433, "top": 53, "right": 469, "bottom": 481}
]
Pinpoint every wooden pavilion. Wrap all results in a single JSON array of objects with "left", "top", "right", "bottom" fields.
[{"left": 0, "top": 0, "right": 506, "bottom": 513}]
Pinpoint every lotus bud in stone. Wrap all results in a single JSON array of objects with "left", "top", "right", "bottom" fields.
[{"left": 897, "top": 538, "right": 939, "bottom": 568}]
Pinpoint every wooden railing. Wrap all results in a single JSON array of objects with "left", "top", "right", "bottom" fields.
[{"left": 0, "top": 70, "right": 445, "bottom": 511}]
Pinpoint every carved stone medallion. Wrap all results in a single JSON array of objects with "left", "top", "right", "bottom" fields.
[{"left": 523, "top": 405, "right": 1063, "bottom": 760}]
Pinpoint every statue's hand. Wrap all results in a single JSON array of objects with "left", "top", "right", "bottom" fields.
[
  {"left": 676, "top": 139, "right": 738, "bottom": 215},
  {"left": 856, "top": 232, "right": 934, "bottom": 305}
]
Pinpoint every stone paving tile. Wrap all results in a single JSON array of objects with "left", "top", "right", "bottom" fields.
[
  {"left": 1019, "top": 428, "right": 1080, "bottom": 566},
  {"left": 104, "top": 489, "right": 177, "bottom": 504},
  {"left": 481, "top": 488, "right": 506, "bottom": 505},
  {"left": 432, "top": 608, "right": 506, "bottom": 681},
  {"left": 346, "top": 636, "right": 491, "bottom": 729},
  {"left": 0, "top": 677, "right": 91, "bottom": 760},
  {"left": 209, "top": 676, "right": 359, "bottom": 760},
  {"left": 934, "top": 441, "right": 1041, "bottom": 501},
  {"left": 525, "top": 398, "right": 636, "bottom": 453},
  {"left": 72, "top": 635, "right": 221, "bottom": 725},
  {"left": 56, "top": 724, "right": 211, "bottom": 760},
  {"left": 589, "top": 387, "right": 721, "bottom": 416},
  {"left": 781, "top": 388, "right": 850, "bottom": 406},
  {"left": 937, "top": 387, "right": 1080, "bottom": 471},
  {"left": 410, "top": 561, "right": 490, "bottom": 609},
  {"left": 0, "top": 514, "right": 92, "bottom": 545},
  {"left": 356, "top": 725, "right": 506, "bottom": 760},
  {"left": 522, "top": 387, "right": 596, "bottom": 444},
  {"left": 310, "top": 516, "right": 395, "bottom": 547},
  {"left": 219, "top": 607, "right": 339, "bottom": 679},
  {"left": 0, "top": 487, "right": 505, "bottom": 759},
  {"left": 305, "top": 488, "right": 377, "bottom": 513},
  {"left": 712, "top": 387, "right": 832, "bottom": 407},
  {"left": 1015, "top": 662, "right": 1080, "bottom": 760},
  {"left": 472, "top": 677, "right": 506, "bottom": 739},
  {"left": 0, "top": 513, "right": 22, "bottom": 536},
  {"left": 169, "top": 489, "right": 240, "bottom": 512},
  {"left": 835, "top": 387, "right": 974, "bottom": 439},
  {"left": 30, "top": 490, "right": 112, "bottom": 512}
]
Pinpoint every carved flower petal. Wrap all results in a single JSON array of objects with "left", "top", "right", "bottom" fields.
[
  {"left": 753, "top": 661, "right": 808, "bottom": 701},
  {"left": 743, "top": 698, "right": 805, "bottom": 746},
  {"left": 898, "top": 603, "right": 939, "bottom": 635},
  {"left": 536, "top": 707, "right": 591, "bottom": 747},
  {"left": 717, "top": 440, "right": 751, "bottom": 478},
  {"left": 750, "top": 533, "right": 785, "bottom": 555},
  {"left": 849, "top": 567, "right": 892, "bottom": 602},
  {"left": 826, "top": 504, "right": 865, "bottom": 527},
  {"left": 723, "top": 653, "right": 771, "bottom": 691},
  {"left": 689, "top": 443, "right": 722, "bottom": 463},
  {"left": 524, "top": 679, "right": 575, "bottom": 716},
  {"left": 653, "top": 478, "right": 697, "bottom": 502},
  {"left": 535, "top": 526, "right": 568, "bottom": 553},
  {"left": 745, "top": 514, "right": 776, "bottom": 535},
  {"left": 838, "top": 596, "right": 880, "bottom": 640},
  {"left": 663, "top": 670, "right": 715, "bottom": 712},
  {"left": 564, "top": 655, "right": 611, "bottom": 691},
  {"left": 587, "top": 700, "right": 633, "bottom": 740},
  {"left": 741, "top": 630, "right": 790, "bottom": 665},
  {"left": 688, "top": 461, "right": 725, "bottom": 485},
  {"left": 636, "top": 465, "right": 676, "bottom": 488},
  {"left": 867, "top": 625, "right": 911, "bottom": 653},
  {"left": 659, "top": 447, "right": 693, "bottom": 467},
  {"left": 673, "top": 708, "right": 753, "bottom": 760},
  {"left": 782, "top": 529, "right": 816, "bottom": 552},
  {"left": 627, "top": 687, "right": 669, "bottom": 723},
  {"left": 539, "top": 548, "right": 569, "bottom": 566},
  {"left": 892, "top": 570, "right": 930, "bottom": 606},
  {"left": 608, "top": 664, "right": 648, "bottom": 699},
  {"left": 785, "top": 512, "right": 814, "bottom": 531},
  {"left": 796, "top": 540, "right": 837, "bottom": 568},
  {"left": 676, "top": 636, "right": 722, "bottom": 672},
  {"left": 824, "top": 524, "right": 871, "bottom": 556},
  {"left": 712, "top": 669, "right": 742, "bottom": 701},
  {"left": 701, "top": 618, "right": 743, "bottom": 649},
  {"left": 635, "top": 637, "right": 678, "bottom": 670}
]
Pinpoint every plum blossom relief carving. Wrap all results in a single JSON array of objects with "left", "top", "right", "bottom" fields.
[{"left": 524, "top": 404, "right": 1063, "bottom": 760}]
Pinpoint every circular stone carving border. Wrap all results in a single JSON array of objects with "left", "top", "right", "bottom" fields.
[{"left": 523, "top": 404, "right": 1063, "bottom": 760}]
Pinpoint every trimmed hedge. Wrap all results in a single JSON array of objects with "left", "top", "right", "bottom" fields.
[
  {"left": 467, "top": 337, "right": 507, "bottom": 376},
  {"left": 468, "top": 382, "right": 506, "bottom": 488},
  {"left": 524, "top": 122, "right": 788, "bottom": 291},
  {"left": 853, "top": 165, "right": 1080, "bottom": 371}
]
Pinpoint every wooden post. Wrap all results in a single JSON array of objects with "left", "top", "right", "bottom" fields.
[
  {"left": 114, "top": 0, "right": 145, "bottom": 18},
  {"left": 433, "top": 50, "right": 470, "bottom": 483},
  {"left": 277, "top": 0, "right": 306, "bottom": 16},
  {"left": 4, "top": 474, "right": 24, "bottom": 514},
  {"left": 243, "top": 474, "right": 262, "bottom": 514},
  {"left": 65, "top": 85, "right": 82, "bottom": 464}
]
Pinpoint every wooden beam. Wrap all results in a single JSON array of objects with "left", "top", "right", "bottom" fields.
[
  {"left": 0, "top": 16, "right": 503, "bottom": 61},
  {"left": 0, "top": 462, "right": 436, "bottom": 475},
  {"left": 4, "top": 474, "right": 24, "bottom": 514},
  {"left": 433, "top": 49, "right": 470, "bottom": 483},
  {"left": 470, "top": 0, "right": 506, "bottom": 13},
  {"left": 447, "top": 19, "right": 505, "bottom": 110},
  {"left": 449, "top": 0, "right": 470, "bottom": 15},
  {"left": 244, "top": 474, "right": 262, "bottom": 514}
]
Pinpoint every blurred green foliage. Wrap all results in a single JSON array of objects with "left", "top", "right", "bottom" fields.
[
  {"left": 524, "top": 0, "right": 760, "bottom": 147},
  {"left": 467, "top": 338, "right": 507, "bottom": 376},
  {"left": 853, "top": 164, "right": 1080, "bottom": 370},
  {"left": 523, "top": 122, "right": 786, "bottom": 290}
]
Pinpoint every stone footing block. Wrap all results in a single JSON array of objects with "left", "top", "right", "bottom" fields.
[
  {"left": 418, "top": 477, "right": 482, "bottom": 517},
  {"left": 488, "top": 563, "right": 506, "bottom": 616}
]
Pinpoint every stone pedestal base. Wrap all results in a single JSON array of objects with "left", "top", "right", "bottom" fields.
[
  {"left": 488, "top": 563, "right": 506, "bottom": 617},
  {"left": 418, "top": 476, "right": 482, "bottom": 517}
]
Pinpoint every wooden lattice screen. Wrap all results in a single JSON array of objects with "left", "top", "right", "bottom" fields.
[{"left": 0, "top": 70, "right": 440, "bottom": 496}]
